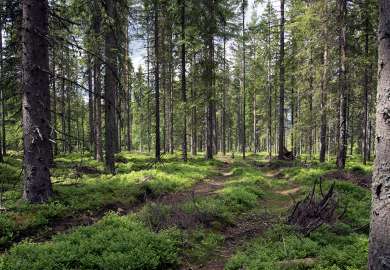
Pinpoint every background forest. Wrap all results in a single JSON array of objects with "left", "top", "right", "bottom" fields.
[{"left": 0, "top": 0, "right": 384, "bottom": 269}]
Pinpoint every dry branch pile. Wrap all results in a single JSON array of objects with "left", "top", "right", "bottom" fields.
[{"left": 287, "top": 178, "right": 339, "bottom": 235}]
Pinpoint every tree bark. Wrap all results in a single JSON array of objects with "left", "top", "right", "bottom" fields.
[
  {"left": 22, "top": 0, "right": 53, "bottom": 203},
  {"left": 104, "top": 0, "right": 117, "bottom": 173},
  {"left": 368, "top": 1, "right": 390, "bottom": 268}
]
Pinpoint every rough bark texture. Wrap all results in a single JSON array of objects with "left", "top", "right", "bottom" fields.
[
  {"left": 368, "top": 1, "right": 390, "bottom": 268},
  {"left": 278, "top": 0, "right": 286, "bottom": 160},
  {"left": 336, "top": 0, "right": 348, "bottom": 170},
  {"left": 22, "top": 0, "right": 53, "bottom": 203},
  {"left": 104, "top": 0, "right": 117, "bottom": 173}
]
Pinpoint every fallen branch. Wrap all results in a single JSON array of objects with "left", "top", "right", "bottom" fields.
[{"left": 287, "top": 178, "right": 338, "bottom": 235}]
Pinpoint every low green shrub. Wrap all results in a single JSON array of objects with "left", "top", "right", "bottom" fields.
[
  {"left": 2, "top": 213, "right": 180, "bottom": 270},
  {"left": 185, "top": 229, "right": 224, "bottom": 263}
]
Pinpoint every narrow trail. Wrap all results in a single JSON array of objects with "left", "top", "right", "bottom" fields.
[
  {"left": 1, "top": 161, "right": 233, "bottom": 254},
  {"left": 181, "top": 161, "right": 298, "bottom": 270}
]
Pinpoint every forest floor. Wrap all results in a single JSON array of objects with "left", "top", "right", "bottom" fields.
[{"left": 0, "top": 152, "right": 372, "bottom": 270}]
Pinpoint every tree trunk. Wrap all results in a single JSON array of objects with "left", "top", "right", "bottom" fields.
[
  {"left": 181, "top": 0, "right": 187, "bottom": 161},
  {"left": 51, "top": 47, "right": 58, "bottom": 157},
  {"left": 205, "top": 0, "right": 215, "bottom": 160},
  {"left": 147, "top": 22, "right": 152, "bottom": 153},
  {"left": 222, "top": 22, "right": 227, "bottom": 156},
  {"left": 363, "top": 6, "right": 370, "bottom": 165},
  {"left": 93, "top": 53, "right": 103, "bottom": 161},
  {"left": 309, "top": 51, "right": 314, "bottom": 160},
  {"left": 104, "top": 0, "right": 117, "bottom": 173},
  {"left": 320, "top": 1, "right": 328, "bottom": 163},
  {"left": 88, "top": 57, "right": 94, "bottom": 154},
  {"left": 336, "top": 0, "right": 348, "bottom": 170},
  {"left": 267, "top": 1, "right": 272, "bottom": 159},
  {"left": 61, "top": 73, "right": 66, "bottom": 153},
  {"left": 242, "top": 1, "right": 246, "bottom": 159},
  {"left": 368, "top": 1, "right": 390, "bottom": 268},
  {"left": 191, "top": 55, "right": 197, "bottom": 156},
  {"left": 67, "top": 84, "right": 72, "bottom": 153},
  {"left": 22, "top": 0, "right": 53, "bottom": 203},
  {"left": 124, "top": 24, "right": 132, "bottom": 152},
  {"left": 154, "top": 0, "right": 161, "bottom": 162},
  {"left": 0, "top": 18, "right": 3, "bottom": 163},
  {"left": 278, "top": 0, "right": 286, "bottom": 160}
]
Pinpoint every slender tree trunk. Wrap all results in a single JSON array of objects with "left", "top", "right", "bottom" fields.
[
  {"left": 222, "top": 22, "right": 227, "bottom": 156},
  {"left": 368, "top": 1, "right": 390, "bottom": 268},
  {"left": 51, "top": 48, "right": 58, "bottom": 157},
  {"left": 309, "top": 52, "right": 314, "bottom": 160},
  {"left": 320, "top": 2, "right": 328, "bottom": 163},
  {"left": 336, "top": 0, "right": 348, "bottom": 169},
  {"left": 154, "top": 0, "right": 161, "bottom": 162},
  {"left": 94, "top": 56, "right": 103, "bottom": 161},
  {"left": 169, "top": 31, "right": 174, "bottom": 154},
  {"left": 147, "top": 22, "right": 152, "bottom": 153},
  {"left": 205, "top": 0, "right": 214, "bottom": 160},
  {"left": 242, "top": 1, "right": 246, "bottom": 159},
  {"left": 267, "top": 1, "right": 272, "bottom": 159},
  {"left": 278, "top": 0, "right": 286, "bottom": 160},
  {"left": 253, "top": 86, "right": 257, "bottom": 154},
  {"left": 88, "top": 57, "right": 94, "bottom": 154},
  {"left": 180, "top": 0, "right": 187, "bottom": 160},
  {"left": 124, "top": 25, "right": 132, "bottom": 152},
  {"left": 104, "top": 0, "right": 117, "bottom": 173},
  {"left": 191, "top": 55, "right": 197, "bottom": 156},
  {"left": 67, "top": 84, "right": 72, "bottom": 152},
  {"left": 22, "top": 0, "right": 53, "bottom": 203},
  {"left": 291, "top": 77, "right": 295, "bottom": 157},
  {"left": 363, "top": 7, "right": 370, "bottom": 165},
  {"left": 61, "top": 75, "right": 66, "bottom": 153},
  {"left": 0, "top": 18, "right": 3, "bottom": 163}
]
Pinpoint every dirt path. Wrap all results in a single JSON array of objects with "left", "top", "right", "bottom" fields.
[
  {"left": 1, "top": 161, "right": 233, "bottom": 253},
  {"left": 182, "top": 213, "right": 274, "bottom": 270},
  {"left": 180, "top": 162, "right": 299, "bottom": 270}
]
